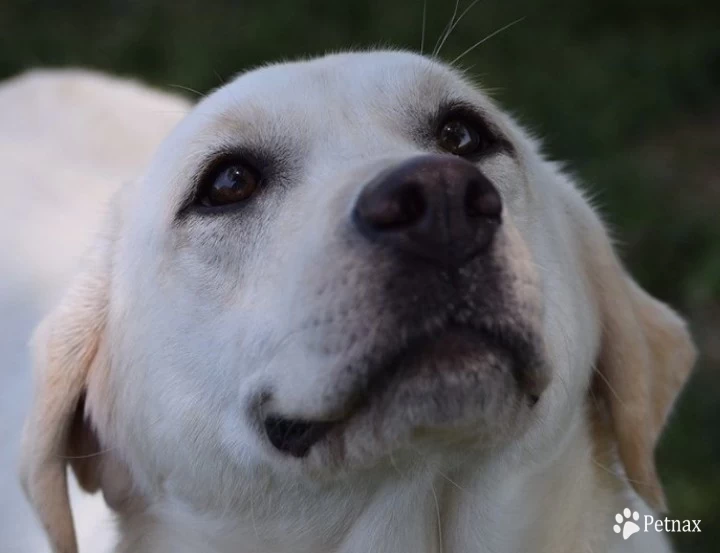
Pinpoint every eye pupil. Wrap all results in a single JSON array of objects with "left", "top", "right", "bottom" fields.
[
  {"left": 437, "top": 118, "right": 482, "bottom": 156},
  {"left": 199, "top": 162, "right": 260, "bottom": 208}
]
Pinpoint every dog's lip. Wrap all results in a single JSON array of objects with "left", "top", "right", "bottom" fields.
[
  {"left": 263, "top": 416, "right": 338, "bottom": 458},
  {"left": 262, "top": 323, "right": 543, "bottom": 458}
]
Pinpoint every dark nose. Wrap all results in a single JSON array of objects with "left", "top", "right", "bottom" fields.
[{"left": 352, "top": 155, "right": 502, "bottom": 266}]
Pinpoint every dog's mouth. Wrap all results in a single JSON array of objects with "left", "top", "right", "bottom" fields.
[
  {"left": 264, "top": 416, "right": 337, "bottom": 458},
  {"left": 262, "top": 323, "right": 546, "bottom": 459}
]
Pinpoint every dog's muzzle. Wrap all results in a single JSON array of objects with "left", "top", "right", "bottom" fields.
[{"left": 260, "top": 154, "right": 545, "bottom": 460}]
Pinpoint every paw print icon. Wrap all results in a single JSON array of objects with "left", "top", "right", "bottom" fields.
[{"left": 614, "top": 508, "right": 641, "bottom": 540}]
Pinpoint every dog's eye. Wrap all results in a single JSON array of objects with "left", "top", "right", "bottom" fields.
[
  {"left": 436, "top": 117, "right": 484, "bottom": 157},
  {"left": 196, "top": 161, "right": 260, "bottom": 208}
]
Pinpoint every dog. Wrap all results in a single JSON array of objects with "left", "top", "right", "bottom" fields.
[{"left": 11, "top": 51, "right": 695, "bottom": 553}]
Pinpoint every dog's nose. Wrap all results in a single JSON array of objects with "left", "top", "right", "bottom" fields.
[{"left": 353, "top": 155, "right": 502, "bottom": 266}]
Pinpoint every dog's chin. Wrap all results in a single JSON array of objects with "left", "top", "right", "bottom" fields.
[{"left": 261, "top": 325, "right": 547, "bottom": 471}]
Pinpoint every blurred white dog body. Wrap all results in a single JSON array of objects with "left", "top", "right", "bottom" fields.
[
  {"left": 0, "top": 70, "right": 189, "bottom": 552},
  {"left": 2, "top": 54, "right": 695, "bottom": 553}
]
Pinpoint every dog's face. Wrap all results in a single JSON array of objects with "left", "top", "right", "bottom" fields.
[
  {"left": 112, "top": 52, "right": 564, "bottom": 474},
  {"left": 20, "top": 52, "right": 696, "bottom": 552}
]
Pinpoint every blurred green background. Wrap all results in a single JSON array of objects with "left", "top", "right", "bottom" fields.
[{"left": 1, "top": 0, "right": 718, "bottom": 550}]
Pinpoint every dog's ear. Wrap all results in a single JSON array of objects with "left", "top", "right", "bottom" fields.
[
  {"left": 19, "top": 220, "right": 126, "bottom": 553},
  {"left": 580, "top": 203, "right": 697, "bottom": 512}
]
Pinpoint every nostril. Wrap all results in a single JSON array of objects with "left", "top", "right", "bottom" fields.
[
  {"left": 465, "top": 178, "right": 502, "bottom": 220},
  {"left": 395, "top": 184, "right": 427, "bottom": 228},
  {"left": 357, "top": 182, "right": 427, "bottom": 231}
]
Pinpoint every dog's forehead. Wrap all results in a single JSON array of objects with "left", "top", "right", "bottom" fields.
[
  {"left": 194, "top": 51, "right": 484, "bottom": 131},
  {"left": 228, "top": 51, "right": 457, "bottom": 102}
]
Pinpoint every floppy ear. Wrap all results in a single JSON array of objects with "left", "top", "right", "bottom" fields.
[
  {"left": 19, "top": 226, "right": 122, "bottom": 553},
  {"left": 581, "top": 205, "right": 697, "bottom": 512}
]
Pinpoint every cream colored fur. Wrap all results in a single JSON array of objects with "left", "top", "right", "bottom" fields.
[
  {"left": 4, "top": 53, "right": 695, "bottom": 553},
  {"left": 0, "top": 69, "right": 189, "bottom": 552}
]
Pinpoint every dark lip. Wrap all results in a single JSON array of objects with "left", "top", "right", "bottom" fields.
[
  {"left": 262, "top": 321, "right": 542, "bottom": 458},
  {"left": 264, "top": 416, "right": 336, "bottom": 458}
]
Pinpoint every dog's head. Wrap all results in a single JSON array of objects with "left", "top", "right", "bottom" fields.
[{"left": 19, "top": 52, "right": 695, "bottom": 552}]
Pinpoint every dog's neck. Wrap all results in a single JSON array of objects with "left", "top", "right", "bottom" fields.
[{"left": 115, "top": 418, "right": 670, "bottom": 553}]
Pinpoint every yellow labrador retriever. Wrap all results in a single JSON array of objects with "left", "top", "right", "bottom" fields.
[{"left": 12, "top": 52, "right": 695, "bottom": 553}]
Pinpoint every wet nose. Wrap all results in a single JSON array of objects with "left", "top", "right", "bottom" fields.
[{"left": 352, "top": 154, "right": 502, "bottom": 266}]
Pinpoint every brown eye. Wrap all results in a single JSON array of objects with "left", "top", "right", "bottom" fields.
[
  {"left": 197, "top": 162, "right": 260, "bottom": 208},
  {"left": 437, "top": 118, "right": 483, "bottom": 156}
]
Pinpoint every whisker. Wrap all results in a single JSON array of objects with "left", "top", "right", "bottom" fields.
[
  {"left": 430, "top": 480, "right": 444, "bottom": 553},
  {"left": 388, "top": 450, "right": 406, "bottom": 479},
  {"left": 420, "top": 0, "right": 428, "bottom": 55},
  {"left": 148, "top": 110, "right": 192, "bottom": 115},
  {"left": 168, "top": 83, "right": 207, "bottom": 98},
  {"left": 58, "top": 446, "right": 116, "bottom": 460},
  {"left": 432, "top": 0, "right": 461, "bottom": 58},
  {"left": 214, "top": 70, "right": 228, "bottom": 87},
  {"left": 435, "top": 469, "right": 469, "bottom": 494},
  {"left": 250, "top": 485, "right": 260, "bottom": 541},
  {"left": 435, "top": 0, "right": 484, "bottom": 59},
  {"left": 450, "top": 17, "right": 526, "bottom": 66},
  {"left": 591, "top": 362, "right": 627, "bottom": 408},
  {"left": 591, "top": 457, "right": 657, "bottom": 487}
]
